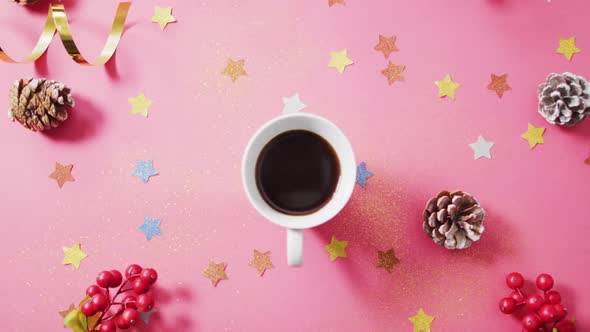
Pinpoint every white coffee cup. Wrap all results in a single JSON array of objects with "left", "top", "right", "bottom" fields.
[{"left": 242, "top": 109, "right": 356, "bottom": 266}]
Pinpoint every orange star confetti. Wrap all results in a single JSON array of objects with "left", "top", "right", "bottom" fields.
[
  {"left": 376, "top": 248, "right": 400, "bottom": 273},
  {"left": 249, "top": 250, "right": 274, "bottom": 276},
  {"left": 49, "top": 162, "right": 75, "bottom": 188},
  {"left": 374, "top": 34, "right": 399, "bottom": 59},
  {"left": 328, "top": 0, "right": 345, "bottom": 6},
  {"left": 584, "top": 154, "right": 590, "bottom": 165},
  {"left": 222, "top": 58, "right": 247, "bottom": 82},
  {"left": 381, "top": 61, "right": 405, "bottom": 85},
  {"left": 203, "top": 261, "right": 227, "bottom": 286},
  {"left": 487, "top": 73, "right": 511, "bottom": 98},
  {"left": 59, "top": 304, "right": 76, "bottom": 319}
]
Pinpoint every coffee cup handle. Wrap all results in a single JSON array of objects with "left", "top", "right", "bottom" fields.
[{"left": 287, "top": 228, "right": 303, "bottom": 266}]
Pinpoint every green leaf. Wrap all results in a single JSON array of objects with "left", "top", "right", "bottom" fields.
[
  {"left": 552, "top": 328, "right": 558, "bottom": 332},
  {"left": 63, "top": 310, "right": 86, "bottom": 332}
]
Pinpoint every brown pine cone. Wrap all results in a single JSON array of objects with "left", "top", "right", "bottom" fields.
[
  {"left": 13, "top": 0, "right": 39, "bottom": 5},
  {"left": 422, "top": 190, "right": 486, "bottom": 250},
  {"left": 8, "top": 78, "right": 75, "bottom": 131}
]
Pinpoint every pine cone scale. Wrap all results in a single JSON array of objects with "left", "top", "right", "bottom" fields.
[{"left": 538, "top": 72, "right": 590, "bottom": 126}]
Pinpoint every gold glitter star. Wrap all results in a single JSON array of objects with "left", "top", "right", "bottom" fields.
[
  {"left": 487, "top": 73, "right": 511, "bottom": 98},
  {"left": 328, "top": 0, "right": 345, "bottom": 7},
  {"left": 128, "top": 93, "right": 153, "bottom": 117},
  {"left": 222, "top": 58, "right": 247, "bottom": 82},
  {"left": 324, "top": 236, "right": 348, "bottom": 261},
  {"left": 151, "top": 6, "right": 176, "bottom": 30},
  {"left": 409, "top": 309, "right": 435, "bottom": 332},
  {"left": 62, "top": 243, "right": 87, "bottom": 269},
  {"left": 249, "top": 250, "right": 274, "bottom": 276},
  {"left": 59, "top": 303, "right": 76, "bottom": 319},
  {"left": 521, "top": 123, "right": 545, "bottom": 149},
  {"left": 49, "top": 162, "right": 75, "bottom": 188},
  {"left": 203, "top": 261, "right": 227, "bottom": 286},
  {"left": 328, "top": 49, "right": 353, "bottom": 74},
  {"left": 556, "top": 37, "right": 581, "bottom": 61},
  {"left": 376, "top": 248, "right": 400, "bottom": 273},
  {"left": 381, "top": 61, "right": 405, "bottom": 85},
  {"left": 435, "top": 74, "right": 460, "bottom": 99},
  {"left": 374, "top": 35, "right": 399, "bottom": 59}
]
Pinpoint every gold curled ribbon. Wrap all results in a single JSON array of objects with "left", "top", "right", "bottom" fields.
[{"left": 0, "top": 2, "right": 131, "bottom": 65}]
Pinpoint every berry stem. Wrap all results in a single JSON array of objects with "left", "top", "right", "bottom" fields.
[{"left": 89, "top": 274, "right": 140, "bottom": 332}]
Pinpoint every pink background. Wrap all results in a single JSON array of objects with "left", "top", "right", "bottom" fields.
[{"left": 0, "top": 0, "right": 589, "bottom": 331}]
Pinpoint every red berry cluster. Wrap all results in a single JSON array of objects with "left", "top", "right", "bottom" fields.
[
  {"left": 499, "top": 272, "right": 576, "bottom": 332},
  {"left": 81, "top": 264, "right": 158, "bottom": 332}
]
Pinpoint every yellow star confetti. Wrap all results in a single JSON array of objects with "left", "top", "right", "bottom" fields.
[
  {"left": 222, "top": 58, "right": 247, "bottom": 82},
  {"left": 49, "top": 162, "right": 75, "bottom": 188},
  {"left": 487, "top": 73, "right": 511, "bottom": 98},
  {"left": 374, "top": 34, "right": 399, "bottom": 59},
  {"left": 202, "top": 261, "right": 228, "bottom": 286},
  {"left": 62, "top": 243, "right": 87, "bottom": 269},
  {"left": 376, "top": 248, "right": 400, "bottom": 273},
  {"left": 59, "top": 304, "right": 76, "bottom": 319},
  {"left": 381, "top": 61, "right": 405, "bottom": 85},
  {"left": 435, "top": 74, "right": 460, "bottom": 99},
  {"left": 324, "top": 236, "right": 348, "bottom": 261},
  {"left": 556, "top": 37, "right": 581, "bottom": 61},
  {"left": 409, "top": 308, "right": 435, "bottom": 332},
  {"left": 328, "top": 0, "right": 345, "bottom": 7},
  {"left": 249, "top": 250, "right": 274, "bottom": 276},
  {"left": 151, "top": 6, "right": 176, "bottom": 30},
  {"left": 328, "top": 49, "right": 353, "bottom": 74},
  {"left": 128, "top": 93, "right": 152, "bottom": 117},
  {"left": 521, "top": 123, "right": 546, "bottom": 149}
]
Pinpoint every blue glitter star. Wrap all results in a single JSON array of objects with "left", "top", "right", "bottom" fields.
[
  {"left": 138, "top": 216, "right": 162, "bottom": 240},
  {"left": 356, "top": 161, "right": 373, "bottom": 188},
  {"left": 132, "top": 160, "right": 158, "bottom": 184},
  {"left": 139, "top": 309, "right": 158, "bottom": 324}
]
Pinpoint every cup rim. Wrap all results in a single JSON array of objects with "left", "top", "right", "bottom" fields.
[{"left": 242, "top": 112, "right": 356, "bottom": 230}]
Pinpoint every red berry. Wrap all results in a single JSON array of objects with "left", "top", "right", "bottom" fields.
[
  {"left": 554, "top": 319, "right": 576, "bottom": 332},
  {"left": 115, "top": 314, "right": 131, "bottom": 329},
  {"left": 125, "top": 264, "right": 143, "bottom": 278},
  {"left": 98, "top": 320, "right": 117, "bottom": 332},
  {"left": 521, "top": 314, "right": 541, "bottom": 331},
  {"left": 132, "top": 278, "right": 150, "bottom": 294},
  {"left": 81, "top": 301, "right": 96, "bottom": 316},
  {"left": 140, "top": 268, "right": 158, "bottom": 285},
  {"left": 86, "top": 285, "right": 103, "bottom": 297},
  {"left": 506, "top": 272, "right": 524, "bottom": 289},
  {"left": 109, "top": 270, "right": 123, "bottom": 288},
  {"left": 553, "top": 304, "right": 567, "bottom": 321},
  {"left": 137, "top": 293, "right": 154, "bottom": 312},
  {"left": 499, "top": 297, "right": 517, "bottom": 314},
  {"left": 538, "top": 304, "right": 557, "bottom": 323},
  {"left": 121, "top": 308, "right": 140, "bottom": 326},
  {"left": 91, "top": 293, "right": 109, "bottom": 312},
  {"left": 96, "top": 271, "right": 114, "bottom": 288},
  {"left": 536, "top": 273, "right": 554, "bottom": 291},
  {"left": 525, "top": 294, "right": 544, "bottom": 311},
  {"left": 509, "top": 290, "right": 524, "bottom": 303},
  {"left": 122, "top": 295, "right": 137, "bottom": 309},
  {"left": 545, "top": 290, "right": 561, "bottom": 304}
]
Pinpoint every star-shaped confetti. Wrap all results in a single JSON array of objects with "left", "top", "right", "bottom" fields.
[
  {"left": 222, "top": 58, "right": 247, "bottom": 82},
  {"left": 381, "top": 61, "right": 405, "bottom": 85},
  {"left": 151, "top": 6, "right": 176, "bottom": 30},
  {"left": 132, "top": 160, "right": 158, "bottom": 184},
  {"left": 328, "top": 49, "right": 353, "bottom": 74},
  {"left": 249, "top": 250, "right": 274, "bottom": 276},
  {"left": 328, "top": 0, "right": 345, "bottom": 6},
  {"left": 556, "top": 37, "right": 581, "bottom": 61},
  {"left": 374, "top": 34, "right": 399, "bottom": 58},
  {"left": 128, "top": 93, "right": 152, "bottom": 117},
  {"left": 282, "top": 93, "right": 307, "bottom": 114},
  {"left": 469, "top": 135, "right": 494, "bottom": 160},
  {"left": 139, "top": 309, "right": 157, "bottom": 324},
  {"left": 521, "top": 123, "right": 545, "bottom": 149},
  {"left": 138, "top": 216, "right": 162, "bottom": 240},
  {"left": 487, "top": 73, "right": 511, "bottom": 98},
  {"left": 356, "top": 161, "right": 373, "bottom": 188},
  {"left": 59, "top": 304, "right": 76, "bottom": 319},
  {"left": 62, "top": 243, "right": 87, "bottom": 269},
  {"left": 409, "top": 309, "right": 435, "bottom": 332},
  {"left": 49, "top": 162, "right": 75, "bottom": 188},
  {"left": 324, "top": 236, "right": 348, "bottom": 261},
  {"left": 376, "top": 248, "right": 400, "bottom": 273},
  {"left": 435, "top": 74, "right": 460, "bottom": 99},
  {"left": 203, "top": 261, "right": 228, "bottom": 286}
]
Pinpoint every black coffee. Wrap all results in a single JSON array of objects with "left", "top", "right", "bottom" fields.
[{"left": 255, "top": 130, "right": 340, "bottom": 215}]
